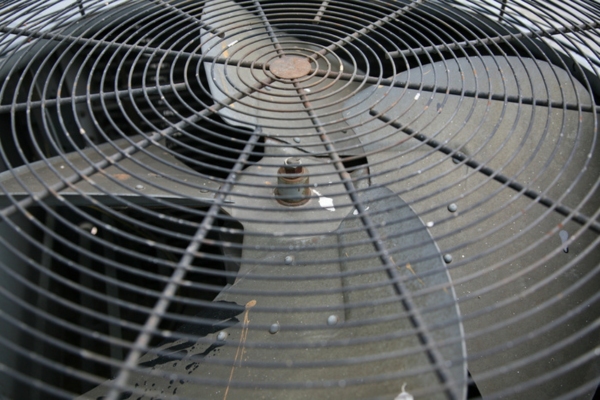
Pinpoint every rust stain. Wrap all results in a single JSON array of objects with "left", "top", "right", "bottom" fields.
[
  {"left": 406, "top": 263, "right": 425, "bottom": 286},
  {"left": 112, "top": 173, "right": 130, "bottom": 181},
  {"left": 224, "top": 300, "right": 256, "bottom": 400}
]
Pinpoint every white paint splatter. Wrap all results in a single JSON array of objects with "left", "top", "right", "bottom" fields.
[
  {"left": 227, "top": 39, "right": 239, "bottom": 48},
  {"left": 313, "top": 190, "right": 335, "bottom": 211},
  {"left": 353, "top": 206, "right": 369, "bottom": 215},
  {"left": 394, "top": 383, "right": 414, "bottom": 400},
  {"left": 426, "top": 221, "right": 434, "bottom": 228},
  {"left": 414, "top": 93, "right": 420, "bottom": 100}
]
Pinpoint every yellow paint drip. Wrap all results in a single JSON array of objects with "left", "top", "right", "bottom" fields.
[
  {"left": 406, "top": 263, "right": 425, "bottom": 286},
  {"left": 224, "top": 300, "right": 256, "bottom": 400}
]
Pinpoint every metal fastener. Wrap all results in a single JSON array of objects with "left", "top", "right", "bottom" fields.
[
  {"left": 443, "top": 254, "right": 453, "bottom": 263},
  {"left": 447, "top": 203, "right": 457, "bottom": 212},
  {"left": 283, "top": 157, "right": 302, "bottom": 174},
  {"left": 293, "top": 137, "right": 301, "bottom": 143},
  {"left": 284, "top": 255, "right": 294, "bottom": 265},
  {"left": 269, "top": 323, "right": 280, "bottom": 334},
  {"left": 275, "top": 157, "right": 311, "bottom": 206},
  {"left": 327, "top": 315, "right": 338, "bottom": 326},
  {"left": 217, "top": 331, "right": 227, "bottom": 341}
]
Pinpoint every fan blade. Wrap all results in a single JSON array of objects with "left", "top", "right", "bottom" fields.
[
  {"left": 80, "top": 186, "right": 466, "bottom": 400},
  {"left": 345, "top": 55, "right": 600, "bottom": 399},
  {"left": 0, "top": 136, "right": 219, "bottom": 208}
]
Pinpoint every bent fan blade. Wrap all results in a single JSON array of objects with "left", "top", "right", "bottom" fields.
[{"left": 0, "top": 1, "right": 598, "bottom": 399}]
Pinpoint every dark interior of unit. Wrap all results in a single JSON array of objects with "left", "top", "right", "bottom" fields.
[{"left": 0, "top": 204, "right": 236, "bottom": 398}]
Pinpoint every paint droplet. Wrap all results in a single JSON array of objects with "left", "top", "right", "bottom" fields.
[
  {"left": 269, "top": 323, "right": 280, "bottom": 334},
  {"left": 559, "top": 230, "right": 569, "bottom": 253}
]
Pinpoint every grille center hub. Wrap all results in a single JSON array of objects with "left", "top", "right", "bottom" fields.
[{"left": 270, "top": 56, "right": 311, "bottom": 79}]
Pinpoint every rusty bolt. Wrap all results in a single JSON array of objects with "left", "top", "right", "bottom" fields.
[
  {"left": 275, "top": 157, "right": 310, "bottom": 206},
  {"left": 284, "top": 157, "right": 302, "bottom": 174}
]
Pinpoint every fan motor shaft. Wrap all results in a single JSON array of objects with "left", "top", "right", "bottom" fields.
[{"left": 275, "top": 157, "right": 311, "bottom": 205}]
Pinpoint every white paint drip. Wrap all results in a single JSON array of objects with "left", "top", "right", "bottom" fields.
[
  {"left": 313, "top": 190, "right": 335, "bottom": 211},
  {"left": 559, "top": 230, "right": 569, "bottom": 253}
]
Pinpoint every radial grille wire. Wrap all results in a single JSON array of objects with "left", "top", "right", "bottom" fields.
[{"left": 0, "top": 0, "right": 598, "bottom": 399}]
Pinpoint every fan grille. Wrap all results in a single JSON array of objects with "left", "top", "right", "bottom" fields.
[{"left": 0, "top": 0, "right": 598, "bottom": 399}]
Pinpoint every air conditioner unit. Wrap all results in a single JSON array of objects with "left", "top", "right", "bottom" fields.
[{"left": 0, "top": 1, "right": 598, "bottom": 399}]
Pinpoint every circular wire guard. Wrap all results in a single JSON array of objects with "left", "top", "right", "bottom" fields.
[{"left": 0, "top": 0, "right": 598, "bottom": 399}]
